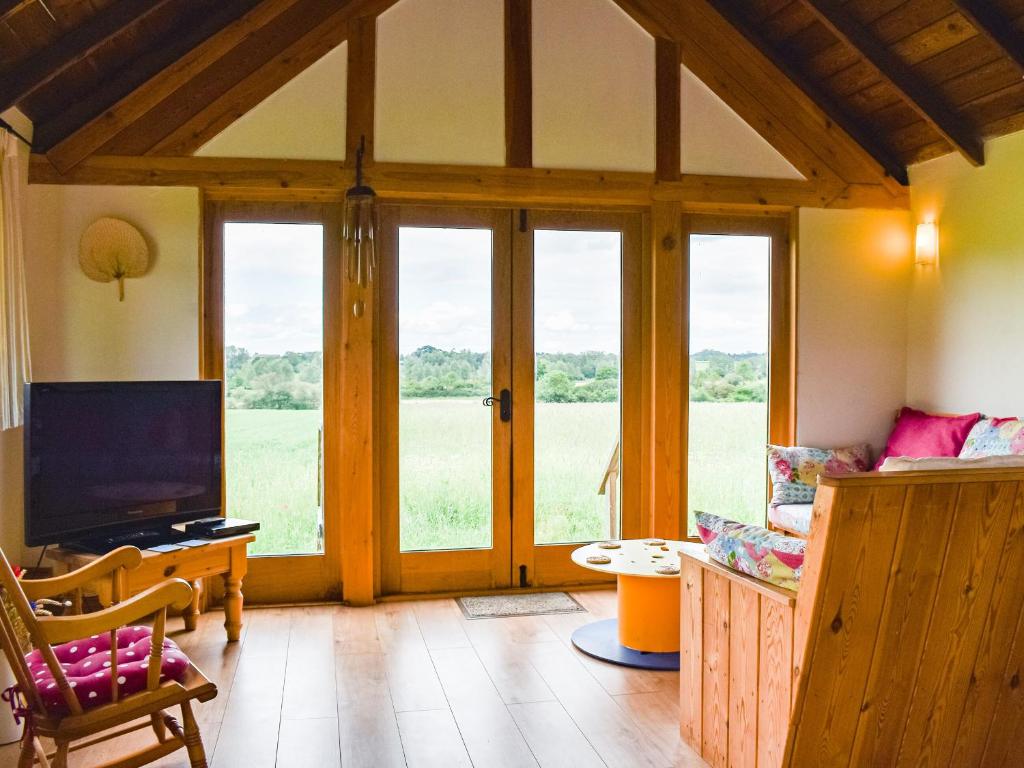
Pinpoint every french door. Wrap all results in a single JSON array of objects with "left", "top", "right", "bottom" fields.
[{"left": 379, "top": 206, "right": 642, "bottom": 594}]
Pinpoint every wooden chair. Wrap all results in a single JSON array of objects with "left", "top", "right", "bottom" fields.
[{"left": 0, "top": 545, "right": 217, "bottom": 768}]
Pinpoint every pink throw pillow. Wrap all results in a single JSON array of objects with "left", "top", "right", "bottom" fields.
[{"left": 873, "top": 407, "right": 981, "bottom": 469}]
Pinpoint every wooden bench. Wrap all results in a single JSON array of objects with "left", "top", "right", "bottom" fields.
[{"left": 680, "top": 466, "right": 1024, "bottom": 767}]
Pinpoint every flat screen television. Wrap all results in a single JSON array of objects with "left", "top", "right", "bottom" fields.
[{"left": 24, "top": 381, "right": 222, "bottom": 547}]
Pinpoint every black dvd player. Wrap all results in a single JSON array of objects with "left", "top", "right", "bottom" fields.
[{"left": 183, "top": 517, "right": 260, "bottom": 538}]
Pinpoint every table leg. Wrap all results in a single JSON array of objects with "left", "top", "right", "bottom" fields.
[
  {"left": 184, "top": 579, "right": 202, "bottom": 631},
  {"left": 617, "top": 574, "right": 681, "bottom": 652},
  {"left": 222, "top": 547, "right": 247, "bottom": 642}
]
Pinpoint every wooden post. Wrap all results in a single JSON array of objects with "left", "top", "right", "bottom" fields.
[
  {"left": 654, "top": 37, "right": 681, "bottom": 182},
  {"left": 346, "top": 14, "right": 376, "bottom": 164},
  {"left": 504, "top": 0, "right": 532, "bottom": 168},
  {"left": 650, "top": 201, "right": 685, "bottom": 539}
]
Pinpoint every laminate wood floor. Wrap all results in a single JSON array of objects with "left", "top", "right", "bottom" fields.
[{"left": 1, "top": 589, "right": 707, "bottom": 767}]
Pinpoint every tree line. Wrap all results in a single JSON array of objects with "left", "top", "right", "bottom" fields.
[{"left": 224, "top": 345, "right": 766, "bottom": 408}]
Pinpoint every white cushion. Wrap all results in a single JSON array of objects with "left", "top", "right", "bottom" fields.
[
  {"left": 768, "top": 503, "right": 813, "bottom": 535},
  {"left": 879, "top": 455, "right": 1024, "bottom": 472}
]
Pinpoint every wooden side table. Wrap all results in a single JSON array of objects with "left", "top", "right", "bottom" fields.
[{"left": 47, "top": 534, "right": 254, "bottom": 642}]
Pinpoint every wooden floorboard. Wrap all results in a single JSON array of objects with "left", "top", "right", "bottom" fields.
[{"left": 0, "top": 589, "right": 707, "bottom": 767}]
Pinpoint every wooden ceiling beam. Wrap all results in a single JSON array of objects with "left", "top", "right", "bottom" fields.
[
  {"left": 950, "top": 1, "right": 1024, "bottom": 75},
  {"left": 504, "top": 0, "right": 532, "bottom": 168},
  {"left": 0, "top": 1, "right": 31, "bottom": 23},
  {"left": 0, "top": 0, "right": 179, "bottom": 116},
  {"left": 42, "top": 0, "right": 309, "bottom": 173},
  {"left": 655, "top": 37, "right": 681, "bottom": 182},
  {"left": 797, "top": 0, "right": 985, "bottom": 166},
  {"left": 706, "top": 0, "right": 908, "bottom": 185},
  {"left": 27, "top": 154, "right": 908, "bottom": 210}
]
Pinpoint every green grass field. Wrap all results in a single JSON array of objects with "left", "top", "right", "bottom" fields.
[{"left": 226, "top": 401, "right": 768, "bottom": 556}]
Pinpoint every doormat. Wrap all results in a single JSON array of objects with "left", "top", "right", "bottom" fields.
[{"left": 456, "top": 592, "right": 587, "bottom": 619}]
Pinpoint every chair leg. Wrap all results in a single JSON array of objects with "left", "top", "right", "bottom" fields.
[
  {"left": 51, "top": 741, "right": 69, "bottom": 768},
  {"left": 151, "top": 710, "right": 168, "bottom": 742},
  {"left": 16, "top": 729, "right": 35, "bottom": 768},
  {"left": 180, "top": 700, "right": 208, "bottom": 768}
]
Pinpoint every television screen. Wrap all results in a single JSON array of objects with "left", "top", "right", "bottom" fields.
[{"left": 24, "top": 381, "right": 222, "bottom": 546}]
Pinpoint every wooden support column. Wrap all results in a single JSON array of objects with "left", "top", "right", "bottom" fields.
[
  {"left": 504, "top": 0, "right": 532, "bottom": 168},
  {"left": 340, "top": 11, "right": 378, "bottom": 606},
  {"left": 654, "top": 38, "right": 681, "bottom": 182},
  {"left": 346, "top": 14, "right": 377, "bottom": 164},
  {"left": 650, "top": 201, "right": 685, "bottom": 539}
]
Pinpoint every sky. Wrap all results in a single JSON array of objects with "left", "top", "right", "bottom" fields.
[{"left": 222, "top": 223, "right": 770, "bottom": 358}]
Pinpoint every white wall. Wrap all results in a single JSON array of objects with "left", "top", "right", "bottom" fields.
[
  {"left": 796, "top": 208, "right": 913, "bottom": 454},
  {"left": 906, "top": 130, "right": 1024, "bottom": 417}
]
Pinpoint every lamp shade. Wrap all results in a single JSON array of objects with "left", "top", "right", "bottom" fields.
[{"left": 915, "top": 222, "right": 939, "bottom": 265}]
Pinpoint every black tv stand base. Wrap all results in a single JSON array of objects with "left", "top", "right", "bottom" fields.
[{"left": 63, "top": 527, "right": 187, "bottom": 555}]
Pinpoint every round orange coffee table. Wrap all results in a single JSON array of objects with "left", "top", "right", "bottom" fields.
[{"left": 570, "top": 538, "right": 683, "bottom": 670}]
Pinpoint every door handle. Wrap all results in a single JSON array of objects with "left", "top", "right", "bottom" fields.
[{"left": 483, "top": 388, "right": 512, "bottom": 422}]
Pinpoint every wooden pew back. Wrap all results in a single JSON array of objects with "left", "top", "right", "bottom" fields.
[{"left": 784, "top": 467, "right": 1024, "bottom": 767}]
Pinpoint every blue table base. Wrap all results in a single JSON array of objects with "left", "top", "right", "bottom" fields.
[{"left": 571, "top": 618, "right": 680, "bottom": 671}]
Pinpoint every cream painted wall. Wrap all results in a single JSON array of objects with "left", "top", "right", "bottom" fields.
[
  {"left": 375, "top": 0, "right": 504, "bottom": 165},
  {"left": 796, "top": 208, "right": 913, "bottom": 455},
  {"left": 532, "top": 0, "right": 655, "bottom": 172},
  {"left": 196, "top": 45, "right": 347, "bottom": 161},
  {"left": 681, "top": 68, "right": 803, "bottom": 180},
  {"left": 905, "top": 130, "right": 1024, "bottom": 417}
]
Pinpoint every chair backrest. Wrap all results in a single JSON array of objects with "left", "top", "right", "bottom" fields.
[
  {"left": 0, "top": 546, "right": 83, "bottom": 716},
  {"left": 784, "top": 467, "right": 1024, "bottom": 767}
]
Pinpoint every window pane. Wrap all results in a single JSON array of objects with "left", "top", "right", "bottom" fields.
[
  {"left": 223, "top": 223, "right": 324, "bottom": 556},
  {"left": 688, "top": 234, "right": 770, "bottom": 533},
  {"left": 398, "top": 227, "right": 493, "bottom": 552},
  {"left": 534, "top": 230, "right": 622, "bottom": 544}
]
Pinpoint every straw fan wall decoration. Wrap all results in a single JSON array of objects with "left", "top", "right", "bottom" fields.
[{"left": 78, "top": 217, "right": 150, "bottom": 301}]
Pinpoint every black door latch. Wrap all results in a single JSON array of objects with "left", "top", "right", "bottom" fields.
[{"left": 483, "top": 388, "right": 512, "bottom": 422}]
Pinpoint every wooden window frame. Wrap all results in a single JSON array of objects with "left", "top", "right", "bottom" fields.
[{"left": 200, "top": 196, "right": 343, "bottom": 603}]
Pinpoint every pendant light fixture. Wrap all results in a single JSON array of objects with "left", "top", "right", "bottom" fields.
[{"left": 343, "top": 135, "right": 377, "bottom": 317}]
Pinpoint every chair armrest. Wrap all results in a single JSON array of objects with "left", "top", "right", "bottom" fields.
[
  {"left": 20, "top": 546, "right": 143, "bottom": 601},
  {"left": 36, "top": 578, "right": 193, "bottom": 645}
]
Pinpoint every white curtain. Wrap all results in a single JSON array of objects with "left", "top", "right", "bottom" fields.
[{"left": 0, "top": 130, "right": 31, "bottom": 430}]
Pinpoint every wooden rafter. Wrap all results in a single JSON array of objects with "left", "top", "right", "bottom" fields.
[
  {"left": 0, "top": 0, "right": 31, "bottom": 23},
  {"left": 797, "top": 0, "right": 985, "bottom": 166},
  {"left": 148, "top": 0, "right": 398, "bottom": 157},
  {"left": 611, "top": 0, "right": 901, "bottom": 193},
  {"left": 706, "top": 0, "right": 908, "bottom": 185},
  {"left": 32, "top": 0, "right": 263, "bottom": 154},
  {"left": 654, "top": 37, "right": 681, "bottom": 182},
  {"left": 346, "top": 13, "right": 376, "bottom": 163},
  {"left": 43, "top": 0, "right": 308, "bottom": 173},
  {"left": 0, "top": 0, "right": 179, "bottom": 115},
  {"left": 950, "top": 0, "right": 1024, "bottom": 75}
]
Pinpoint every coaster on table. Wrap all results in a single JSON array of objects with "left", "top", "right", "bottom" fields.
[
  {"left": 655, "top": 564, "right": 680, "bottom": 575},
  {"left": 645, "top": 539, "right": 666, "bottom": 547},
  {"left": 586, "top": 554, "right": 612, "bottom": 565},
  {"left": 598, "top": 541, "right": 622, "bottom": 549}
]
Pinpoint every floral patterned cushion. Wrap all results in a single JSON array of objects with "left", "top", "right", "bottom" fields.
[
  {"left": 767, "top": 503, "right": 813, "bottom": 536},
  {"left": 695, "top": 512, "right": 805, "bottom": 591},
  {"left": 767, "top": 444, "right": 871, "bottom": 505},
  {"left": 959, "top": 417, "right": 1024, "bottom": 458}
]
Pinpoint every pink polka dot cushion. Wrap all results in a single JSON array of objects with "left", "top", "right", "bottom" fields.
[{"left": 24, "top": 625, "right": 190, "bottom": 714}]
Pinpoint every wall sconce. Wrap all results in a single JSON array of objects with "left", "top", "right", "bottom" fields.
[
  {"left": 343, "top": 135, "right": 377, "bottom": 317},
  {"left": 915, "top": 221, "right": 939, "bottom": 266}
]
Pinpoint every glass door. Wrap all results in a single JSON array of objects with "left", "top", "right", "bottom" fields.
[
  {"left": 379, "top": 207, "right": 513, "bottom": 594},
  {"left": 512, "top": 211, "right": 643, "bottom": 587},
  {"left": 202, "top": 200, "right": 343, "bottom": 602}
]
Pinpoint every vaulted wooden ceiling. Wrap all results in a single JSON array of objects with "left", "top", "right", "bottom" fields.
[{"left": 3, "top": 0, "right": 1024, "bottom": 187}]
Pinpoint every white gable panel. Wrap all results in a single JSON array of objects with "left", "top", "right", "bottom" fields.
[
  {"left": 533, "top": 0, "right": 655, "bottom": 172},
  {"left": 197, "top": 45, "right": 347, "bottom": 161},
  {"left": 375, "top": 0, "right": 504, "bottom": 165},
  {"left": 681, "top": 67, "right": 804, "bottom": 179}
]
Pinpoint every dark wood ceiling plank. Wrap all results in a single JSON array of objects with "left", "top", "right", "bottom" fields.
[
  {"left": 707, "top": 0, "right": 908, "bottom": 184},
  {"left": 32, "top": 0, "right": 260, "bottom": 151},
  {"left": 0, "top": 0, "right": 178, "bottom": 114},
  {"left": 504, "top": 0, "right": 532, "bottom": 168},
  {"left": 43, "top": 0, "right": 306, "bottom": 172},
  {"left": 798, "top": 0, "right": 985, "bottom": 164},
  {"left": 950, "top": 0, "right": 1024, "bottom": 73},
  {"left": 0, "top": 0, "right": 32, "bottom": 23}
]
